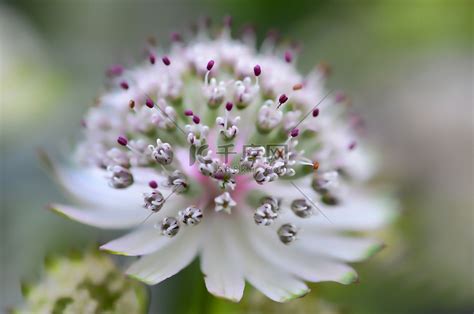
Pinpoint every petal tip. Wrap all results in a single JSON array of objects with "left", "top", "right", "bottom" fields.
[
  {"left": 203, "top": 276, "right": 244, "bottom": 302},
  {"left": 48, "top": 204, "right": 71, "bottom": 220},
  {"left": 365, "top": 242, "right": 385, "bottom": 259},
  {"left": 340, "top": 272, "right": 359, "bottom": 285},
  {"left": 99, "top": 245, "right": 131, "bottom": 256},
  {"left": 208, "top": 291, "right": 243, "bottom": 303},
  {"left": 280, "top": 288, "right": 311, "bottom": 302}
]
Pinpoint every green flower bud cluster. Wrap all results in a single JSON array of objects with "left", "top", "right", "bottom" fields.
[{"left": 16, "top": 250, "right": 147, "bottom": 314}]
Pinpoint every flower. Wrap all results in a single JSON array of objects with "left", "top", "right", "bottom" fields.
[
  {"left": 16, "top": 250, "right": 147, "bottom": 314},
  {"left": 48, "top": 18, "right": 397, "bottom": 302}
]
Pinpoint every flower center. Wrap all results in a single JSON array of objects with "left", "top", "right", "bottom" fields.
[{"left": 182, "top": 153, "right": 255, "bottom": 213}]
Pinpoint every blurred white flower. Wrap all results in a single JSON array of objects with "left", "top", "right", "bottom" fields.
[
  {"left": 16, "top": 250, "right": 147, "bottom": 314},
  {"left": 48, "top": 18, "right": 397, "bottom": 302}
]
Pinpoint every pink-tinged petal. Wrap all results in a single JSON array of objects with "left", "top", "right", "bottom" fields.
[
  {"left": 228, "top": 217, "right": 309, "bottom": 302},
  {"left": 48, "top": 203, "right": 148, "bottom": 229},
  {"left": 200, "top": 219, "right": 245, "bottom": 302},
  {"left": 126, "top": 226, "right": 203, "bottom": 285}
]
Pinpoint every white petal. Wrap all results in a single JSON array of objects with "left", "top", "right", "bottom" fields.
[
  {"left": 246, "top": 270, "right": 310, "bottom": 302},
  {"left": 263, "top": 185, "right": 397, "bottom": 231},
  {"left": 49, "top": 203, "right": 147, "bottom": 229},
  {"left": 52, "top": 165, "right": 164, "bottom": 210},
  {"left": 126, "top": 225, "right": 202, "bottom": 285},
  {"left": 228, "top": 216, "right": 309, "bottom": 302},
  {"left": 260, "top": 177, "right": 397, "bottom": 231},
  {"left": 296, "top": 232, "right": 384, "bottom": 262},
  {"left": 305, "top": 195, "right": 398, "bottom": 231},
  {"left": 239, "top": 212, "right": 358, "bottom": 285},
  {"left": 200, "top": 218, "right": 245, "bottom": 302},
  {"left": 99, "top": 198, "right": 184, "bottom": 255},
  {"left": 100, "top": 226, "right": 172, "bottom": 256}
]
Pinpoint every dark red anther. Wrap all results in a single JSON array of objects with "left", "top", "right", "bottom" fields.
[
  {"left": 162, "top": 56, "right": 171, "bottom": 66},
  {"left": 207, "top": 60, "right": 215, "bottom": 71},
  {"left": 117, "top": 136, "right": 128, "bottom": 146},
  {"left": 145, "top": 98, "right": 154, "bottom": 108},
  {"left": 253, "top": 64, "right": 261, "bottom": 77},
  {"left": 120, "top": 81, "right": 129, "bottom": 90},
  {"left": 148, "top": 180, "right": 158, "bottom": 189},
  {"left": 184, "top": 109, "right": 194, "bottom": 116},
  {"left": 312, "top": 108, "right": 320, "bottom": 117},
  {"left": 284, "top": 51, "right": 293, "bottom": 63},
  {"left": 149, "top": 53, "right": 156, "bottom": 65},
  {"left": 225, "top": 102, "right": 233, "bottom": 111},
  {"left": 279, "top": 94, "right": 288, "bottom": 105},
  {"left": 290, "top": 128, "right": 299, "bottom": 138},
  {"left": 192, "top": 115, "right": 201, "bottom": 124}
]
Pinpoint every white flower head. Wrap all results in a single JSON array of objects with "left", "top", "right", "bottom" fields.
[{"left": 49, "top": 18, "right": 397, "bottom": 303}]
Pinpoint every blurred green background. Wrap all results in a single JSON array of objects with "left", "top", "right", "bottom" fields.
[{"left": 1, "top": 0, "right": 472, "bottom": 313}]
